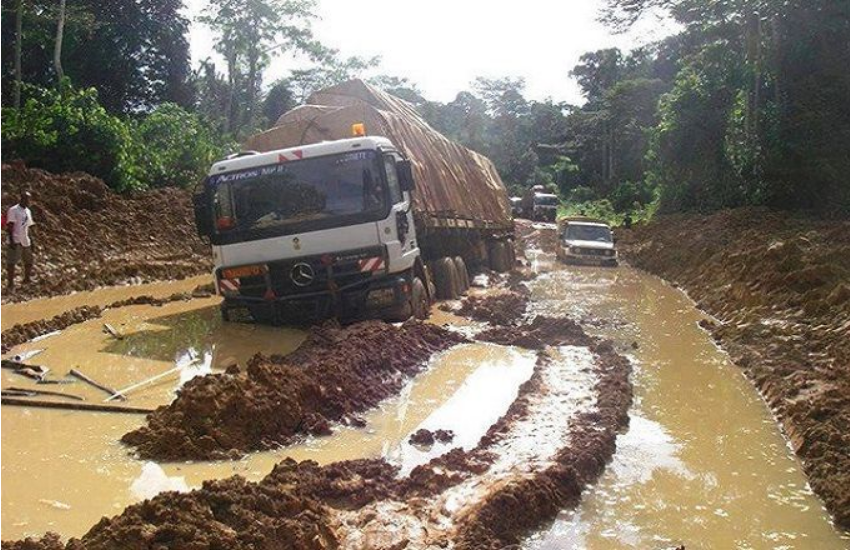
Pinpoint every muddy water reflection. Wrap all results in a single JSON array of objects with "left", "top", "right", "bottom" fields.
[
  {"left": 2, "top": 287, "right": 535, "bottom": 540},
  {"left": 524, "top": 259, "right": 848, "bottom": 549}
]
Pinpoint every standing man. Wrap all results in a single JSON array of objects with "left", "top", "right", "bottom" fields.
[{"left": 6, "top": 191, "right": 35, "bottom": 291}]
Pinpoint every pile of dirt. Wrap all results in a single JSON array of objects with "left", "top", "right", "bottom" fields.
[
  {"left": 1, "top": 164, "right": 211, "bottom": 303},
  {"left": 409, "top": 428, "right": 455, "bottom": 446},
  {"left": 454, "top": 290, "right": 529, "bottom": 325},
  {"left": 477, "top": 315, "right": 594, "bottom": 349},
  {"left": 122, "top": 320, "right": 466, "bottom": 460},
  {"left": 619, "top": 207, "right": 850, "bottom": 529},
  {"left": 1, "top": 286, "right": 212, "bottom": 353}
]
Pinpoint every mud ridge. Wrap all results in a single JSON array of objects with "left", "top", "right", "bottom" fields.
[
  {"left": 455, "top": 340, "right": 632, "bottom": 549},
  {"left": 1, "top": 164, "right": 211, "bottom": 304},
  {"left": 454, "top": 290, "right": 529, "bottom": 326},
  {"left": 476, "top": 315, "right": 594, "bottom": 349},
  {"left": 619, "top": 207, "right": 850, "bottom": 530},
  {"left": 122, "top": 320, "right": 467, "bottom": 460},
  {"left": 1, "top": 286, "right": 214, "bottom": 354}
]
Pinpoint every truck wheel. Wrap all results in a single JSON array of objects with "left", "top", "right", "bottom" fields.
[
  {"left": 433, "top": 257, "right": 459, "bottom": 300},
  {"left": 453, "top": 256, "right": 470, "bottom": 292},
  {"left": 505, "top": 242, "right": 517, "bottom": 268},
  {"left": 411, "top": 277, "right": 429, "bottom": 319}
]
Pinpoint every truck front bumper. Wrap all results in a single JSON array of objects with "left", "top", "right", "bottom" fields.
[{"left": 220, "top": 274, "right": 411, "bottom": 324}]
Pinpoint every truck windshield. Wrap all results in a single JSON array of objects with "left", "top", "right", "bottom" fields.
[
  {"left": 565, "top": 225, "right": 612, "bottom": 242},
  {"left": 535, "top": 195, "right": 559, "bottom": 206},
  {"left": 211, "top": 150, "right": 385, "bottom": 233}
]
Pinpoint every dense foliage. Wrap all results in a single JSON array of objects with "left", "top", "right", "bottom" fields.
[
  {"left": 1, "top": 0, "right": 192, "bottom": 113},
  {"left": 2, "top": 85, "right": 232, "bottom": 191},
  {"left": 1, "top": 0, "right": 846, "bottom": 218},
  {"left": 2, "top": 85, "right": 144, "bottom": 191}
]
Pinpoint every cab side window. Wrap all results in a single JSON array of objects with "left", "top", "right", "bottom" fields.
[{"left": 384, "top": 155, "right": 403, "bottom": 204}]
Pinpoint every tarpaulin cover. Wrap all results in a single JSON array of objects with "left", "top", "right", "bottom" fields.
[{"left": 245, "top": 79, "right": 512, "bottom": 230}]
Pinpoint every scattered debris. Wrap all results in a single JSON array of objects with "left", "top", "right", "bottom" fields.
[
  {"left": 69, "top": 369, "right": 125, "bottom": 401},
  {"left": 102, "top": 323, "right": 124, "bottom": 340},
  {"left": 2, "top": 387, "right": 85, "bottom": 401},
  {"left": 104, "top": 366, "right": 182, "bottom": 402}
]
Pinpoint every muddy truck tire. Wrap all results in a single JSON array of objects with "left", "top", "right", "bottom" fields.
[
  {"left": 488, "top": 242, "right": 511, "bottom": 273},
  {"left": 454, "top": 256, "right": 470, "bottom": 292},
  {"left": 411, "top": 277, "right": 429, "bottom": 319},
  {"left": 433, "top": 257, "right": 460, "bottom": 300}
]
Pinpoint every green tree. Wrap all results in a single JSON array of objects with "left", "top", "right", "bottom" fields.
[
  {"left": 136, "top": 103, "right": 234, "bottom": 189},
  {"left": 198, "top": 0, "right": 320, "bottom": 136},
  {"left": 2, "top": 84, "right": 142, "bottom": 191}
]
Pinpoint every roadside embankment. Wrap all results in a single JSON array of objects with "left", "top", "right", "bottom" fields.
[
  {"left": 1, "top": 164, "right": 211, "bottom": 303},
  {"left": 619, "top": 207, "right": 850, "bottom": 530}
]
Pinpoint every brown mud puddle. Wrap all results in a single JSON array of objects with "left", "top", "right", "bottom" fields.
[
  {"left": 1, "top": 283, "right": 540, "bottom": 540},
  {"left": 521, "top": 249, "right": 849, "bottom": 549}
]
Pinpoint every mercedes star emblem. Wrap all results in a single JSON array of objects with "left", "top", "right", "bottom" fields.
[{"left": 290, "top": 262, "right": 315, "bottom": 287}]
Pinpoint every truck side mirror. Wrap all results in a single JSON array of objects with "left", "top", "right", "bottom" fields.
[
  {"left": 397, "top": 159, "right": 415, "bottom": 192},
  {"left": 193, "top": 186, "right": 213, "bottom": 238}
]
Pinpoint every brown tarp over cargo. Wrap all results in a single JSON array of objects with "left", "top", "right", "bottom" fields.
[{"left": 245, "top": 79, "right": 512, "bottom": 230}]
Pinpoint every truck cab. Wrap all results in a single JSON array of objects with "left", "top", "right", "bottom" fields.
[
  {"left": 531, "top": 193, "right": 559, "bottom": 222},
  {"left": 193, "top": 136, "right": 430, "bottom": 324}
]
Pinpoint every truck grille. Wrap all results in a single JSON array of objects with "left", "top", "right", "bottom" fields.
[
  {"left": 222, "top": 246, "right": 386, "bottom": 298},
  {"left": 575, "top": 247, "right": 613, "bottom": 257}
]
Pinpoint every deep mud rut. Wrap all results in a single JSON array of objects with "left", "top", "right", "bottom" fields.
[{"left": 2, "top": 220, "right": 848, "bottom": 549}]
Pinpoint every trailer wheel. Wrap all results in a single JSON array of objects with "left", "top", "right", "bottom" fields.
[
  {"left": 411, "top": 277, "right": 429, "bottom": 319},
  {"left": 488, "top": 242, "right": 511, "bottom": 273},
  {"left": 506, "top": 241, "right": 517, "bottom": 268},
  {"left": 453, "top": 256, "right": 470, "bottom": 292},
  {"left": 433, "top": 257, "right": 460, "bottom": 300}
]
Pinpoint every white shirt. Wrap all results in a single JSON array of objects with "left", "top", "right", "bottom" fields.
[{"left": 6, "top": 204, "right": 33, "bottom": 247}]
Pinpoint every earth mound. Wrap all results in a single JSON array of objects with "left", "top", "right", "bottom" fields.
[
  {"left": 1, "top": 164, "right": 211, "bottom": 303},
  {"left": 122, "top": 320, "right": 466, "bottom": 460}
]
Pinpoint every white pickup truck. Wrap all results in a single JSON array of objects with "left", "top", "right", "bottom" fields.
[{"left": 556, "top": 219, "right": 618, "bottom": 267}]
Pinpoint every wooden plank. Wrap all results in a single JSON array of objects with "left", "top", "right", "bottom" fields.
[
  {"left": 69, "top": 369, "right": 126, "bottom": 401},
  {"left": 1, "top": 397, "right": 154, "bottom": 414},
  {"left": 4, "top": 387, "right": 85, "bottom": 401}
]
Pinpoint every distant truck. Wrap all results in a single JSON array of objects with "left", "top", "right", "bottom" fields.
[
  {"left": 556, "top": 218, "right": 618, "bottom": 267},
  {"left": 193, "top": 80, "right": 515, "bottom": 324},
  {"left": 520, "top": 186, "right": 558, "bottom": 221}
]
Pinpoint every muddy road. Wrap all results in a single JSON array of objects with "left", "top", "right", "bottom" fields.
[{"left": 2, "top": 223, "right": 848, "bottom": 549}]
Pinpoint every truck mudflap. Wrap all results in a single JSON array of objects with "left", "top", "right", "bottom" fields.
[{"left": 220, "top": 273, "right": 412, "bottom": 325}]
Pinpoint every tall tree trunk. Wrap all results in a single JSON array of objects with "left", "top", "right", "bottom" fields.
[
  {"left": 224, "top": 44, "right": 236, "bottom": 135},
  {"left": 14, "top": 0, "right": 23, "bottom": 108},
  {"left": 53, "top": 0, "right": 66, "bottom": 83}
]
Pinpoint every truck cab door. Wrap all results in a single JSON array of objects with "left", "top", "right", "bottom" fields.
[{"left": 377, "top": 154, "right": 418, "bottom": 273}]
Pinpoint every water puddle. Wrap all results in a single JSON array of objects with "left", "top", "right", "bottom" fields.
[
  {"left": 523, "top": 261, "right": 849, "bottom": 549},
  {"left": 2, "top": 286, "right": 535, "bottom": 540}
]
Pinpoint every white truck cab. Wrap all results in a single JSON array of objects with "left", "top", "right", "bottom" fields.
[
  {"left": 193, "top": 136, "right": 430, "bottom": 323},
  {"left": 557, "top": 220, "right": 618, "bottom": 267}
]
